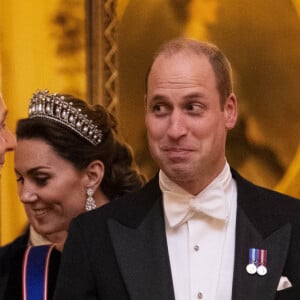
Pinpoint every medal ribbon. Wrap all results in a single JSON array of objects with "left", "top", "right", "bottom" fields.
[
  {"left": 249, "top": 248, "right": 258, "bottom": 265},
  {"left": 258, "top": 249, "right": 267, "bottom": 267},
  {"left": 22, "top": 244, "right": 56, "bottom": 300}
]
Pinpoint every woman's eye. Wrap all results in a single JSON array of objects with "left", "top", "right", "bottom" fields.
[{"left": 35, "top": 177, "right": 49, "bottom": 186}]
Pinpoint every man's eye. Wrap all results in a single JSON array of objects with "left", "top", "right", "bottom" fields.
[
  {"left": 186, "top": 103, "right": 199, "bottom": 110},
  {"left": 186, "top": 103, "right": 195, "bottom": 110},
  {"left": 185, "top": 103, "right": 205, "bottom": 114},
  {"left": 151, "top": 104, "right": 169, "bottom": 115},
  {"left": 152, "top": 104, "right": 162, "bottom": 111}
]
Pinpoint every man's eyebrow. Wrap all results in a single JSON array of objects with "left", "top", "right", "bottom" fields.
[
  {"left": 183, "top": 92, "right": 205, "bottom": 100},
  {"left": 149, "top": 94, "right": 168, "bottom": 102}
]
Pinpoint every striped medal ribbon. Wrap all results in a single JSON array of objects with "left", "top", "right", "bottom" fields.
[{"left": 22, "top": 244, "right": 56, "bottom": 300}]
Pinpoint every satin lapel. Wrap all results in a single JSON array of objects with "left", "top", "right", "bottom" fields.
[
  {"left": 232, "top": 208, "right": 291, "bottom": 300},
  {"left": 108, "top": 197, "right": 175, "bottom": 300}
]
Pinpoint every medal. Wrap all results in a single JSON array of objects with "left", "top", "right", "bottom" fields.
[
  {"left": 246, "top": 248, "right": 258, "bottom": 275},
  {"left": 246, "top": 263, "right": 257, "bottom": 275},
  {"left": 257, "top": 265, "right": 267, "bottom": 276},
  {"left": 257, "top": 249, "right": 267, "bottom": 276}
]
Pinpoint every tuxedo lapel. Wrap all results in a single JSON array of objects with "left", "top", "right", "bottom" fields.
[
  {"left": 108, "top": 196, "right": 175, "bottom": 300},
  {"left": 232, "top": 207, "right": 291, "bottom": 300}
]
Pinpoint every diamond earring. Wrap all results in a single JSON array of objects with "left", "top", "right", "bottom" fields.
[{"left": 85, "top": 188, "right": 96, "bottom": 211}]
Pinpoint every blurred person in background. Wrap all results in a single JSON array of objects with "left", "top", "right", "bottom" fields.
[{"left": 0, "top": 93, "right": 16, "bottom": 166}]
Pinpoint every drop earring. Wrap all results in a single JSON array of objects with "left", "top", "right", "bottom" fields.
[{"left": 85, "top": 188, "right": 96, "bottom": 211}]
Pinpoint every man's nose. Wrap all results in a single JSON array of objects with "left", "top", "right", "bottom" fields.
[{"left": 167, "top": 111, "right": 187, "bottom": 139}]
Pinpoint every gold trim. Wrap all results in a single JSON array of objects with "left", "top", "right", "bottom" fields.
[{"left": 86, "top": 0, "right": 119, "bottom": 114}]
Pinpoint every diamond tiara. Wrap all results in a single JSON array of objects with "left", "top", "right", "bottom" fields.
[{"left": 29, "top": 90, "right": 103, "bottom": 146}]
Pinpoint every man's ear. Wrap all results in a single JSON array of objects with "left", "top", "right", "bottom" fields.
[
  {"left": 84, "top": 160, "right": 105, "bottom": 190},
  {"left": 224, "top": 93, "right": 238, "bottom": 130}
]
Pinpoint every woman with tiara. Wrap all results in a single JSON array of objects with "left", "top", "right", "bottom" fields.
[{"left": 0, "top": 90, "right": 145, "bottom": 299}]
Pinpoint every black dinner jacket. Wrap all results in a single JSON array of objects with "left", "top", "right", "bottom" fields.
[
  {"left": 0, "top": 233, "right": 28, "bottom": 299},
  {"left": 54, "top": 170, "right": 300, "bottom": 300},
  {"left": 0, "top": 231, "right": 61, "bottom": 299}
]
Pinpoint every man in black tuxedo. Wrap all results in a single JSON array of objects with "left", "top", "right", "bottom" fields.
[{"left": 54, "top": 38, "right": 300, "bottom": 300}]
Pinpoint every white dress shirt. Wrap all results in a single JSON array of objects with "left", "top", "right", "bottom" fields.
[{"left": 160, "top": 162, "right": 237, "bottom": 300}]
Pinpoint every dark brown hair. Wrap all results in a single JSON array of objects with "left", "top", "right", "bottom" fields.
[{"left": 16, "top": 94, "right": 145, "bottom": 200}]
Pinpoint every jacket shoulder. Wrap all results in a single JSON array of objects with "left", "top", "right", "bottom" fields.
[
  {"left": 73, "top": 175, "right": 161, "bottom": 228},
  {"left": 0, "top": 232, "right": 28, "bottom": 276},
  {"left": 232, "top": 168, "right": 300, "bottom": 236}
]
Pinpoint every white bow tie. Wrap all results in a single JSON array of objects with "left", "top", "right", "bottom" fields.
[{"left": 163, "top": 184, "right": 229, "bottom": 228}]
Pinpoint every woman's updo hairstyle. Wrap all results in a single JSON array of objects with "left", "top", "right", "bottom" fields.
[{"left": 17, "top": 92, "right": 145, "bottom": 200}]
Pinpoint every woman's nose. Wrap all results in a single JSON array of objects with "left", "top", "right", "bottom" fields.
[{"left": 20, "top": 191, "right": 38, "bottom": 203}]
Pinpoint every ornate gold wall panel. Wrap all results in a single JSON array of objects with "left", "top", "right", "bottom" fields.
[{"left": 86, "top": 0, "right": 119, "bottom": 114}]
